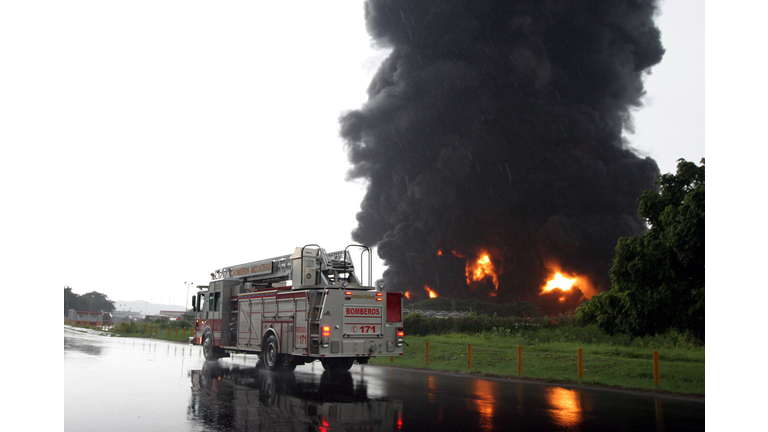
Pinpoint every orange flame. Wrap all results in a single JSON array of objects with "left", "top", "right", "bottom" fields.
[
  {"left": 424, "top": 285, "right": 438, "bottom": 298},
  {"left": 539, "top": 263, "right": 596, "bottom": 299},
  {"left": 542, "top": 272, "right": 577, "bottom": 293},
  {"left": 404, "top": 291, "right": 412, "bottom": 300},
  {"left": 465, "top": 252, "right": 499, "bottom": 290}
]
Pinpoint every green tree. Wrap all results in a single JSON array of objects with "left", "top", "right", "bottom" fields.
[
  {"left": 64, "top": 286, "right": 78, "bottom": 316},
  {"left": 79, "top": 291, "right": 116, "bottom": 313},
  {"left": 63, "top": 287, "right": 116, "bottom": 315},
  {"left": 577, "top": 159, "right": 704, "bottom": 340}
]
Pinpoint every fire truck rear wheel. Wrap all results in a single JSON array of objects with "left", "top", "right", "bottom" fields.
[
  {"left": 321, "top": 357, "right": 354, "bottom": 373},
  {"left": 277, "top": 361, "right": 297, "bottom": 372},
  {"left": 262, "top": 334, "right": 279, "bottom": 370}
]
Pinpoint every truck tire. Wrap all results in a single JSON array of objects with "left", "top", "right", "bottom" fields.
[
  {"left": 277, "top": 362, "right": 297, "bottom": 372},
  {"left": 321, "top": 357, "right": 354, "bottom": 373},
  {"left": 262, "top": 334, "right": 279, "bottom": 370},
  {"left": 202, "top": 330, "right": 217, "bottom": 361}
]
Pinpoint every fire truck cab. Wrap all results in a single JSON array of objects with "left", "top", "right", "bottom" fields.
[{"left": 191, "top": 244, "right": 405, "bottom": 372}]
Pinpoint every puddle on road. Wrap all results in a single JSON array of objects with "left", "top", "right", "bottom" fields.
[{"left": 65, "top": 328, "right": 703, "bottom": 432}]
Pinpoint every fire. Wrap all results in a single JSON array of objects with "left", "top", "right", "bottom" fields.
[
  {"left": 424, "top": 285, "right": 438, "bottom": 298},
  {"left": 436, "top": 248, "right": 463, "bottom": 258},
  {"left": 539, "top": 263, "right": 597, "bottom": 299},
  {"left": 542, "top": 272, "right": 577, "bottom": 293},
  {"left": 465, "top": 252, "right": 499, "bottom": 290},
  {"left": 404, "top": 291, "right": 412, "bottom": 300}
]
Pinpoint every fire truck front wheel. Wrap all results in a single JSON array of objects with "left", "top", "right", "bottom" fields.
[{"left": 202, "top": 330, "right": 218, "bottom": 361}]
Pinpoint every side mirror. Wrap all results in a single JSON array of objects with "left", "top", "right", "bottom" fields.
[{"left": 191, "top": 296, "right": 196, "bottom": 311}]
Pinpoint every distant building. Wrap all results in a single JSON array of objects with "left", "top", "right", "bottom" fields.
[
  {"left": 67, "top": 309, "right": 111, "bottom": 326},
  {"left": 144, "top": 311, "right": 186, "bottom": 322},
  {"left": 160, "top": 310, "right": 186, "bottom": 320},
  {"left": 112, "top": 310, "right": 143, "bottom": 323}
]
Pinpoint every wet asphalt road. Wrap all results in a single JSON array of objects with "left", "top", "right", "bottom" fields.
[{"left": 64, "top": 326, "right": 704, "bottom": 431}]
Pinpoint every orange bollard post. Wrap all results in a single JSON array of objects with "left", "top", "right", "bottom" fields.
[
  {"left": 517, "top": 345, "right": 523, "bottom": 375},
  {"left": 653, "top": 350, "right": 660, "bottom": 386},
  {"left": 391, "top": 356, "right": 394, "bottom": 363},
  {"left": 175, "top": 327, "right": 179, "bottom": 337},
  {"left": 426, "top": 342, "right": 430, "bottom": 368},
  {"left": 578, "top": 347, "right": 584, "bottom": 379},
  {"left": 468, "top": 344, "right": 472, "bottom": 370}
]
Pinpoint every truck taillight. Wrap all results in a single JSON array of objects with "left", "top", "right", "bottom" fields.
[
  {"left": 396, "top": 326, "right": 404, "bottom": 347},
  {"left": 321, "top": 325, "right": 331, "bottom": 348}
]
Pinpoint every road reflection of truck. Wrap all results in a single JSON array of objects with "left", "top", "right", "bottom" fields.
[
  {"left": 191, "top": 244, "right": 406, "bottom": 372},
  {"left": 189, "top": 362, "right": 403, "bottom": 431}
]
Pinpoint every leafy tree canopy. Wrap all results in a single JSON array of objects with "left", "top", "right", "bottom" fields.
[
  {"left": 64, "top": 286, "right": 116, "bottom": 315},
  {"left": 577, "top": 159, "right": 704, "bottom": 340}
]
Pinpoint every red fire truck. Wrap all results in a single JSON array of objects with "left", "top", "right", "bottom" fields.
[{"left": 191, "top": 244, "right": 405, "bottom": 372}]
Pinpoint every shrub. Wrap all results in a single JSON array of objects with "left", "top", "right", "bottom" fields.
[
  {"left": 152, "top": 318, "right": 170, "bottom": 329},
  {"left": 170, "top": 319, "right": 193, "bottom": 329},
  {"left": 403, "top": 315, "right": 703, "bottom": 348}
]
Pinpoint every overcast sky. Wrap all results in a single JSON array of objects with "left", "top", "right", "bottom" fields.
[{"left": 2, "top": 1, "right": 704, "bottom": 311}]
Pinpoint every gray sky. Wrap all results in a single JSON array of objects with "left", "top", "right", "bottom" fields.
[{"left": 1, "top": 1, "right": 703, "bottom": 310}]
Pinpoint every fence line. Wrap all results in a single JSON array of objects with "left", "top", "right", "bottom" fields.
[{"left": 414, "top": 341, "right": 661, "bottom": 386}]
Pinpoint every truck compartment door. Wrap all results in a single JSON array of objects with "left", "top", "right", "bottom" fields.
[{"left": 294, "top": 298, "right": 308, "bottom": 352}]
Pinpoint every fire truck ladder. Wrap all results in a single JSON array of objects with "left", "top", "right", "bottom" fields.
[{"left": 211, "top": 244, "right": 372, "bottom": 289}]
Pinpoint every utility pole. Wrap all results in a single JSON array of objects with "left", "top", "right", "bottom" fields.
[{"left": 185, "top": 281, "right": 194, "bottom": 313}]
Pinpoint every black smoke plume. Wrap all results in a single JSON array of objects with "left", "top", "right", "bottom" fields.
[{"left": 340, "top": 0, "right": 664, "bottom": 308}]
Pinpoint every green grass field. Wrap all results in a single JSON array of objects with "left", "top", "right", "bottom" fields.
[{"left": 370, "top": 333, "right": 704, "bottom": 395}]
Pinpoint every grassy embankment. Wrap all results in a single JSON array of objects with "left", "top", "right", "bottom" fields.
[
  {"left": 369, "top": 322, "right": 704, "bottom": 395},
  {"left": 66, "top": 321, "right": 193, "bottom": 343}
]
